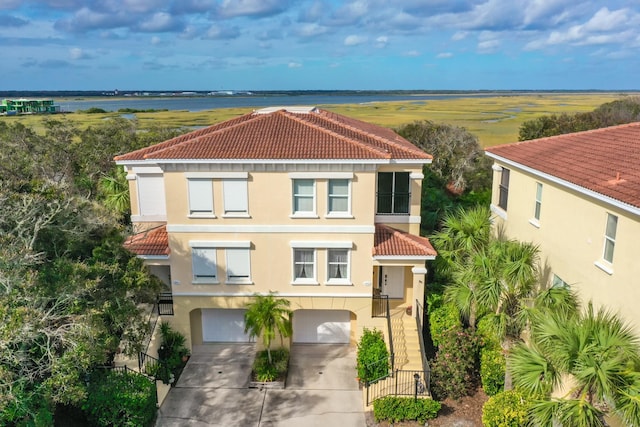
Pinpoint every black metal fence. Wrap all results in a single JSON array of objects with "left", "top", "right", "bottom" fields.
[
  {"left": 415, "top": 299, "right": 431, "bottom": 395},
  {"left": 157, "top": 292, "right": 174, "bottom": 316},
  {"left": 365, "top": 369, "right": 429, "bottom": 406},
  {"left": 372, "top": 294, "right": 389, "bottom": 318}
]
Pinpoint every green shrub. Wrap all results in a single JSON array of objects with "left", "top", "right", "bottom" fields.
[
  {"left": 82, "top": 369, "right": 156, "bottom": 427},
  {"left": 429, "top": 301, "right": 461, "bottom": 347},
  {"left": 157, "top": 322, "right": 189, "bottom": 384},
  {"left": 373, "top": 397, "right": 441, "bottom": 424},
  {"left": 356, "top": 328, "right": 389, "bottom": 383},
  {"left": 476, "top": 316, "right": 501, "bottom": 348},
  {"left": 480, "top": 347, "right": 505, "bottom": 396},
  {"left": 252, "top": 348, "right": 289, "bottom": 382},
  {"left": 482, "top": 390, "right": 531, "bottom": 427},
  {"left": 430, "top": 325, "right": 481, "bottom": 400}
]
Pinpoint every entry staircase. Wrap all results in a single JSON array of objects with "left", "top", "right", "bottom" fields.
[{"left": 365, "top": 298, "right": 431, "bottom": 406}]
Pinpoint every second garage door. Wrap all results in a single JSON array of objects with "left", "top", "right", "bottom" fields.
[
  {"left": 293, "top": 310, "right": 351, "bottom": 344},
  {"left": 202, "top": 309, "right": 252, "bottom": 342}
]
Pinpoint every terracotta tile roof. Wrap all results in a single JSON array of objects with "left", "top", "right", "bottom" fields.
[
  {"left": 373, "top": 224, "right": 437, "bottom": 258},
  {"left": 115, "top": 108, "right": 432, "bottom": 162},
  {"left": 485, "top": 122, "right": 640, "bottom": 209},
  {"left": 124, "top": 225, "right": 169, "bottom": 256}
]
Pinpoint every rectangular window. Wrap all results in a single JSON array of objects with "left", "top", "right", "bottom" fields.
[
  {"left": 293, "top": 179, "right": 315, "bottom": 214},
  {"left": 138, "top": 174, "right": 166, "bottom": 216},
  {"left": 226, "top": 248, "right": 251, "bottom": 283},
  {"left": 603, "top": 213, "right": 617, "bottom": 263},
  {"left": 498, "top": 168, "right": 510, "bottom": 210},
  {"left": 328, "top": 179, "right": 349, "bottom": 214},
  {"left": 293, "top": 249, "right": 316, "bottom": 283},
  {"left": 188, "top": 178, "right": 214, "bottom": 215},
  {"left": 327, "top": 249, "right": 349, "bottom": 283},
  {"left": 192, "top": 248, "right": 217, "bottom": 282},
  {"left": 534, "top": 182, "right": 543, "bottom": 220},
  {"left": 376, "top": 172, "right": 410, "bottom": 214},
  {"left": 223, "top": 179, "right": 248, "bottom": 215}
]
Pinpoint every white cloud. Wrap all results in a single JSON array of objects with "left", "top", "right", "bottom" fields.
[
  {"left": 218, "top": 0, "right": 288, "bottom": 18},
  {"left": 375, "top": 36, "right": 388, "bottom": 48},
  {"left": 452, "top": 31, "right": 467, "bottom": 41},
  {"left": 288, "top": 61, "right": 302, "bottom": 68},
  {"left": 150, "top": 36, "right": 161, "bottom": 45},
  {"left": 138, "top": 12, "right": 180, "bottom": 32},
  {"left": 477, "top": 39, "right": 499, "bottom": 53},
  {"left": 296, "top": 23, "right": 328, "bottom": 38},
  {"left": 344, "top": 34, "right": 367, "bottom": 46},
  {"left": 437, "top": 52, "right": 453, "bottom": 58},
  {"left": 403, "top": 50, "right": 420, "bottom": 57},
  {"left": 69, "top": 47, "right": 87, "bottom": 59}
]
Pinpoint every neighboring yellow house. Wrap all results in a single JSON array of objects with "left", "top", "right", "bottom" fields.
[
  {"left": 116, "top": 106, "right": 436, "bottom": 349},
  {"left": 485, "top": 122, "right": 640, "bottom": 336}
]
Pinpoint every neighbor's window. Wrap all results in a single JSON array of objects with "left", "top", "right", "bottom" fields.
[
  {"left": 293, "top": 249, "right": 316, "bottom": 283},
  {"left": 534, "top": 182, "right": 543, "bottom": 221},
  {"left": 603, "top": 213, "right": 618, "bottom": 263},
  {"left": 192, "top": 248, "right": 217, "bottom": 282},
  {"left": 223, "top": 179, "right": 248, "bottom": 215},
  {"left": 552, "top": 274, "right": 569, "bottom": 288},
  {"left": 138, "top": 174, "right": 167, "bottom": 216},
  {"left": 225, "top": 248, "right": 251, "bottom": 283},
  {"left": 327, "top": 249, "right": 349, "bottom": 283},
  {"left": 328, "top": 179, "right": 350, "bottom": 214},
  {"left": 292, "top": 179, "right": 315, "bottom": 214},
  {"left": 376, "top": 172, "right": 410, "bottom": 214},
  {"left": 188, "top": 178, "right": 214, "bottom": 215},
  {"left": 498, "top": 168, "right": 510, "bottom": 211}
]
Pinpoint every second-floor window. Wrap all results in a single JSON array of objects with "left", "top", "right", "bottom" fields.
[
  {"left": 293, "top": 179, "right": 315, "bottom": 215},
  {"left": 498, "top": 168, "right": 510, "bottom": 211},
  {"left": 192, "top": 248, "right": 218, "bottom": 282},
  {"left": 293, "top": 249, "right": 316, "bottom": 283},
  {"left": 327, "top": 249, "right": 349, "bottom": 283},
  {"left": 328, "top": 179, "right": 350, "bottom": 214},
  {"left": 137, "top": 173, "right": 166, "bottom": 217},
  {"left": 188, "top": 178, "right": 214, "bottom": 216},
  {"left": 226, "top": 248, "right": 251, "bottom": 283},
  {"left": 376, "top": 172, "right": 410, "bottom": 214},
  {"left": 533, "top": 182, "right": 543, "bottom": 221},
  {"left": 603, "top": 213, "right": 617, "bottom": 263}
]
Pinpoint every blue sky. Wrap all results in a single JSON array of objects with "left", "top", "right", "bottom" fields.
[{"left": 2, "top": 0, "right": 639, "bottom": 91}]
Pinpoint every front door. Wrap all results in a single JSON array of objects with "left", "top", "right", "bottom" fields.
[{"left": 380, "top": 266, "right": 404, "bottom": 299}]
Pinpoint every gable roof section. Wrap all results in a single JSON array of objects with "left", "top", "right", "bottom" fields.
[
  {"left": 485, "top": 122, "right": 640, "bottom": 212},
  {"left": 124, "top": 225, "right": 169, "bottom": 257},
  {"left": 115, "top": 107, "right": 432, "bottom": 163},
  {"left": 373, "top": 224, "right": 437, "bottom": 259}
]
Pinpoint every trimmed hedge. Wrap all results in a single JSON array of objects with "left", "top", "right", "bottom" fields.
[
  {"left": 356, "top": 328, "right": 389, "bottom": 383},
  {"left": 482, "top": 390, "right": 530, "bottom": 427},
  {"left": 373, "top": 397, "right": 441, "bottom": 424},
  {"left": 82, "top": 369, "right": 156, "bottom": 427},
  {"left": 429, "top": 301, "right": 461, "bottom": 347},
  {"left": 480, "top": 347, "right": 505, "bottom": 396}
]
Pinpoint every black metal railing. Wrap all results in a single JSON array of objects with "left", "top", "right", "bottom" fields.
[
  {"left": 157, "top": 292, "right": 174, "bottom": 316},
  {"left": 375, "top": 192, "right": 411, "bottom": 215},
  {"left": 141, "top": 303, "right": 160, "bottom": 356},
  {"left": 372, "top": 294, "right": 389, "bottom": 318},
  {"left": 365, "top": 369, "right": 429, "bottom": 406},
  {"left": 386, "top": 298, "right": 395, "bottom": 372},
  {"left": 415, "top": 299, "right": 431, "bottom": 395},
  {"left": 138, "top": 351, "right": 163, "bottom": 379}
]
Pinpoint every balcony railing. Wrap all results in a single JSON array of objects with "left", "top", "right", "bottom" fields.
[{"left": 157, "top": 292, "right": 174, "bottom": 316}]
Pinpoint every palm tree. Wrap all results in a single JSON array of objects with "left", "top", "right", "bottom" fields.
[
  {"left": 510, "top": 303, "right": 640, "bottom": 426},
  {"left": 98, "top": 167, "right": 129, "bottom": 215},
  {"left": 244, "top": 292, "right": 292, "bottom": 364}
]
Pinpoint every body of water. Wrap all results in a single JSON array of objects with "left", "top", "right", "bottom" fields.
[{"left": 56, "top": 92, "right": 518, "bottom": 113}]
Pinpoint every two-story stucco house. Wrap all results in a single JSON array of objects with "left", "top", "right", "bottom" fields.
[
  {"left": 485, "top": 122, "right": 640, "bottom": 336},
  {"left": 116, "top": 106, "right": 436, "bottom": 350}
]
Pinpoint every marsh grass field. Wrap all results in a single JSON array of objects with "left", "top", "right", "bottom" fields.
[{"left": 3, "top": 93, "right": 625, "bottom": 147}]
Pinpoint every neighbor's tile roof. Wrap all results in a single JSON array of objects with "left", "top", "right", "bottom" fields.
[
  {"left": 373, "top": 224, "right": 437, "bottom": 258},
  {"left": 124, "top": 225, "right": 169, "bottom": 256},
  {"left": 485, "top": 122, "right": 640, "bottom": 209},
  {"left": 115, "top": 108, "right": 432, "bottom": 162}
]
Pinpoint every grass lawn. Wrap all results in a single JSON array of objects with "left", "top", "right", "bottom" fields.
[{"left": 2, "top": 93, "right": 625, "bottom": 147}]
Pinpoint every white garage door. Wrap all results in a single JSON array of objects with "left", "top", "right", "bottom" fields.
[
  {"left": 202, "top": 309, "right": 252, "bottom": 342},
  {"left": 293, "top": 310, "right": 351, "bottom": 344}
]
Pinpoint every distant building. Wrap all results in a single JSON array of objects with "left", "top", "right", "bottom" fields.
[{"left": 0, "top": 99, "right": 60, "bottom": 114}]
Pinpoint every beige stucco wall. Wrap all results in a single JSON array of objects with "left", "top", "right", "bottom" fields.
[{"left": 490, "top": 161, "right": 640, "bottom": 337}]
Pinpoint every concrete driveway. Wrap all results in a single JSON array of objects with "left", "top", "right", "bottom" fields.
[{"left": 156, "top": 343, "right": 365, "bottom": 427}]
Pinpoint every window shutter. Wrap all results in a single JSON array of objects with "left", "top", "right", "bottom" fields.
[
  {"left": 192, "top": 248, "right": 217, "bottom": 279},
  {"left": 223, "top": 179, "right": 248, "bottom": 213},
  {"left": 188, "top": 179, "right": 213, "bottom": 213},
  {"left": 226, "top": 249, "right": 250, "bottom": 281},
  {"left": 138, "top": 174, "right": 166, "bottom": 216}
]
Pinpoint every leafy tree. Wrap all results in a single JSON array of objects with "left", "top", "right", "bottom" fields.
[
  {"left": 509, "top": 303, "right": 640, "bottom": 426},
  {"left": 244, "top": 293, "right": 292, "bottom": 364}
]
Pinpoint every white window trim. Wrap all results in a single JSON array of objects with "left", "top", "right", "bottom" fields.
[
  {"left": 325, "top": 249, "right": 352, "bottom": 286},
  {"left": 185, "top": 172, "right": 248, "bottom": 179},
  {"left": 288, "top": 172, "right": 354, "bottom": 179},
  {"left": 291, "top": 179, "right": 316, "bottom": 217},
  {"left": 600, "top": 213, "right": 617, "bottom": 265},
  {"left": 326, "top": 178, "right": 352, "bottom": 218},
  {"left": 189, "top": 240, "right": 251, "bottom": 248},
  {"left": 292, "top": 248, "right": 318, "bottom": 285},
  {"left": 187, "top": 178, "right": 215, "bottom": 217},
  {"left": 225, "top": 248, "right": 252, "bottom": 285},
  {"left": 490, "top": 204, "right": 507, "bottom": 220}
]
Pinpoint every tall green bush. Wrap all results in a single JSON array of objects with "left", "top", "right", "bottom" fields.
[
  {"left": 373, "top": 397, "right": 441, "bottom": 424},
  {"left": 429, "top": 301, "right": 461, "bottom": 347},
  {"left": 157, "top": 322, "right": 189, "bottom": 384},
  {"left": 480, "top": 347, "right": 505, "bottom": 396},
  {"left": 356, "top": 328, "right": 389, "bottom": 383},
  {"left": 82, "top": 369, "right": 156, "bottom": 427},
  {"left": 430, "top": 326, "right": 480, "bottom": 400},
  {"left": 482, "top": 389, "right": 531, "bottom": 427}
]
